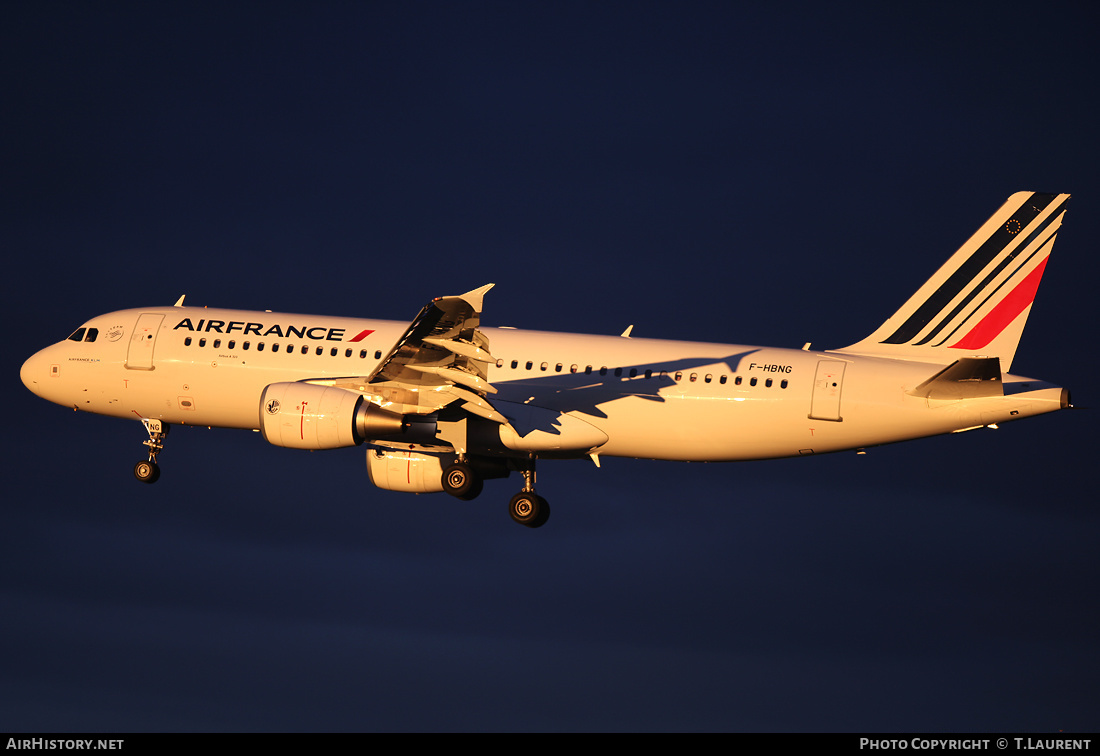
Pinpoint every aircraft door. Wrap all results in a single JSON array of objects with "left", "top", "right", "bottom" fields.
[
  {"left": 126, "top": 313, "right": 164, "bottom": 370},
  {"left": 809, "top": 360, "right": 845, "bottom": 421}
]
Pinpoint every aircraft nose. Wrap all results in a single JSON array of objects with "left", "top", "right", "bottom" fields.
[{"left": 21, "top": 350, "right": 46, "bottom": 397}]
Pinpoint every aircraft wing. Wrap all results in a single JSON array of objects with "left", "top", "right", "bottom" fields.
[{"left": 317, "top": 284, "right": 508, "bottom": 422}]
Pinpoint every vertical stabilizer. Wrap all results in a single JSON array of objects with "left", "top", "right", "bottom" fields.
[{"left": 836, "top": 191, "right": 1069, "bottom": 372}]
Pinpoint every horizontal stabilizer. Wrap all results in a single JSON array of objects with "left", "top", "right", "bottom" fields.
[{"left": 907, "top": 357, "right": 1003, "bottom": 400}]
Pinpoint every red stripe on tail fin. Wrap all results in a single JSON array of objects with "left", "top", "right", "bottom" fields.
[{"left": 949, "top": 256, "right": 1048, "bottom": 351}]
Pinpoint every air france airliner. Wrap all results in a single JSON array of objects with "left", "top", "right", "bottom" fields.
[{"left": 21, "top": 192, "right": 1072, "bottom": 527}]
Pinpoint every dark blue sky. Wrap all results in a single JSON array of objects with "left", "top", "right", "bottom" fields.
[{"left": 4, "top": 2, "right": 1098, "bottom": 732}]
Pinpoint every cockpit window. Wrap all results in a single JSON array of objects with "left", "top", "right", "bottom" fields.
[{"left": 67, "top": 327, "right": 99, "bottom": 343}]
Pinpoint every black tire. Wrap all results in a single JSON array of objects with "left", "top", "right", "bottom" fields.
[
  {"left": 458, "top": 476, "right": 483, "bottom": 501},
  {"left": 441, "top": 462, "right": 480, "bottom": 499},
  {"left": 134, "top": 460, "right": 160, "bottom": 484},
  {"left": 509, "top": 492, "right": 550, "bottom": 528},
  {"left": 529, "top": 496, "right": 550, "bottom": 528}
]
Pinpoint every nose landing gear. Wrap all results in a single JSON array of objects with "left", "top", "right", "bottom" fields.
[{"left": 134, "top": 418, "right": 169, "bottom": 484}]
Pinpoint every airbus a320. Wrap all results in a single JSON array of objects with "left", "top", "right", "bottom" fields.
[{"left": 21, "top": 192, "right": 1073, "bottom": 527}]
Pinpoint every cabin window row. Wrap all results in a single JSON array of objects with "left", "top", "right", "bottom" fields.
[
  {"left": 183, "top": 336, "right": 383, "bottom": 360},
  {"left": 493, "top": 359, "right": 789, "bottom": 389}
]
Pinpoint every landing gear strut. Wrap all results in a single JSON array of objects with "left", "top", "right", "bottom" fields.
[
  {"left": 134, "top": 418, "right": 168, "bottom": 484},
  {"left": 508, "top": 457, "right": 550, "bottom": 528}
]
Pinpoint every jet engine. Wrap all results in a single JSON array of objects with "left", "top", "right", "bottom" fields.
[
  {"left": 259, "top": 382, "right": 404, "bottom": 450},
  {"left": 365, "top": 445, "right": 513, "bottom": 494},
  {"left": 365, "top": 446, "right": 455, "bottom": 493}
]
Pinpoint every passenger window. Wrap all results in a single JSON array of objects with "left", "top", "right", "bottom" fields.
[
  {"left": 526, "top": 361, "right": 533, "bottom": 370},
  {"left": 719, "top": 375, "right": 727, "bottom": 384},
  {"left": 375, "top": 351, "right": 382, "bottom": 359},
  {"left": 228, "top": 340, "right": 236, "bottom": 349},
  {"left": 570, "top": 364, "right": 578, "bottom": 374},
  {"left": 585, "top": 366, "right": 592, "bottom": 374},
  {"left": 644, "top": 369, "right": 652, "bottom": 378},
  {"left": 555, "top": 363, "right": 563, "bottom": 372},
  {"left": 629, "top": 368, "right": 637, "bottom": 378},
  {"left": 674, "top": 372, "right": 682, "bottom": 381},
  {"left": 599, "top": 367, "right": 607, "bottom": 376},
  {"left": 540, "top": 362, "right": 548, "bottom": 371},
  {"left": 614, "top": 368, "right": 622, "bottom": 377},
  {"left": 750, "top": 377, "right": 758, "bottom": 386},
  {"left": 272, "top": 344, "right": 280, "bottom": 353},
  {"left": 301, "top": 346, "right": 308, "bottom": 355},
  {"left": 199, "top": 338, "right": 207, "bottom": 347},
  {"left": 213, "top": 339, "right": 221, "bottom": 348},
  {"left": 361, "top": 349, "right": 368, "bottom": 358},
  {"left": 184, "top": 337, "right": 192, "bottom": 347},
  {"left": 511, "top": 360, "right": 518, "bottom": 369},
  {"left": 765, "top": 378, "right": 773, "bottom": 388},
  {"left": 735, "top": 376, "right": 742, "bottom": 385},
  {"left": 243, "top": 341, "right": 250, "bottom": 350},
  {"left": 781, "top": 379, "right": 789, "bottom": 389},
  {"left": 330, "top": 348, "right": 338, "bottom": 357},
  {"left": 257, "top": 342, "right": 265, "bottom": 351},
  {"left": 704, "top": 374, "right": 712, "bottom": 383},
  {"left": 316, "top": 347, "right": 323, "bottom": 356},
  {"left": 345, "top": 349, "right": 352, "bottom": 357}
]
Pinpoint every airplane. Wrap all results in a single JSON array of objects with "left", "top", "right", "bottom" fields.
[{"left": 20, "top": 191, "right": 1073, "bottom": 528}]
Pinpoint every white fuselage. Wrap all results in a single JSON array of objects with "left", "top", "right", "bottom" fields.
[{"left": 20, "top": 306, "right": 1068, "bottom": 462}]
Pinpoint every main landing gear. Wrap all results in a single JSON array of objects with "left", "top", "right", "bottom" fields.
[
  {"left": 133, "top": 418, "right": 168, "bottom": 484},
  {"left": 508, "top": 458, "right": 550, "bottom": 528},
  {"left": 441, "top": 455, "right": 550, "bottom": 528},
  {"left": 441, "top": 460, "right": 483, "bottom": 501}
]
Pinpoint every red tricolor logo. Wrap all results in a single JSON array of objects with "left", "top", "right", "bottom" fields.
[{"left": 950, "top": 257, "right": 1048, "bottom": 350}]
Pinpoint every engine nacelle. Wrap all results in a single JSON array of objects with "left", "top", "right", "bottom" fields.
[
  {"left": 365, "top": 446, "right": 513, "bottom": 493},
  {"left": 365, "top": 446, "right": 456, "bottom": 493},
  {"left": 259, "top": 382, "right": 404, "bottom": 450}
]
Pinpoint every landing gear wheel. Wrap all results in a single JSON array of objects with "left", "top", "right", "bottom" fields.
[
  {"left": 442, "top": 462, "right": 482, "bottom": 500},
  {"left": 509, "top": 492, "right": 550, "bottom": 528},
  {"left": 459, "top": 477, "right": 483, "bottom": 501},
  {"left": 135, "top": 419, "right": 168, "bottom": 485},
  {"left": 134, "top": 459, "right": 160, "bottom": 484}
]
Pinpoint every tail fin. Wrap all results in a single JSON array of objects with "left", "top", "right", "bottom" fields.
[{"left": 836, "top": 191, "right": 1070, "bottom": 372}]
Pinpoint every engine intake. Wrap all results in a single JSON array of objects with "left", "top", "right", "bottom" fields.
[{"left": 260, "top": 382, "right": 404, "bottom": 450}]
